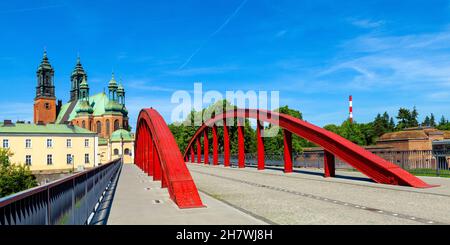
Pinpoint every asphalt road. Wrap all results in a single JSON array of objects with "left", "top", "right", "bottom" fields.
[{"left": 188, "top": 163, "right": 450, "bottom": 225}]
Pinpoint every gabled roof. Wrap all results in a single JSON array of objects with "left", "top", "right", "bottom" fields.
[
  {"left": 0, "top": 122, "right": 95, "bottom": 135},
  {"left": 56, "top": 92, "right": 111, "bottom": 123}
]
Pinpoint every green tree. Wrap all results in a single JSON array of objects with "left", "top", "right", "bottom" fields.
[
  {"left": 437, "top": 115, "right": 450, "bottom": 130},
  {"left": 410, "top": 107, "right": 419, "bottom": 127},
  {"left": 264, "top": 106, "right": 313, "bottom": 154},
  {"left": 323, "top": 124, "right": 340, "bottom": 134},
  {"left": 396, "top": 108, "right": 411, "bottom": 130},
  {"left": 430, "top": 113, "right": 436, "bottom": 127},
  {"left": 422, "top": 116, "right": 431, "bottom": 127},
  {"left": 338, "top": 120, "right": 366, "bottom": 145},
  {"left": 0, "top": 148, "right": 38, "bottom": 198},
  {"left": 389, "top": 117, "right": 395, "bottom": 131},
  {"left": 396, "top": 107, "right": 419, "bottom": 130}
]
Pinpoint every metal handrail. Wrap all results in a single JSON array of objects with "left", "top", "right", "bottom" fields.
[
  {"left": 0, "top": 160, "right": 118, "bottom": 208},
  {"left": 0, "top": 158, "right": 122, "bottom": 225}
]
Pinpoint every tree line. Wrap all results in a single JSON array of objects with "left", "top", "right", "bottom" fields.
[
  {"left": 324, "top": 107, "right": 450, "bottom": 146},
  {"left": 168, "top": 101, "right": 450, "bottom": 155}
]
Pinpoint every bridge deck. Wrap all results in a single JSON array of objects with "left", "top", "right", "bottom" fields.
[
  {"left": 106, "top": 164, "right": 267, "bottom": 225},
  {"left": 187, "top": 163, "right": 450, "bottom": 225}
]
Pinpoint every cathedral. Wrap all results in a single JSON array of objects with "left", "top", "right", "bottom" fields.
[
  {"left": 33, "top": 51, "right": 130, "bottom": 139},
  {"left": 33, "top": 51, "right": 135, "bottom": 164}
]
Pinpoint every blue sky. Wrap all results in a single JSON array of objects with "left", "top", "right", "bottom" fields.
[{"left": 1, "top": 0, "right": 450, "bottom": 129}]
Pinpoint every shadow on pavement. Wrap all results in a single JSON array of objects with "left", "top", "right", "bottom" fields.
[
  {"left": 235, "top": 164, "right": 375, "bottom": 183},
  {"left": 89, "top": 166, "right": 122, "bottom": 225}
]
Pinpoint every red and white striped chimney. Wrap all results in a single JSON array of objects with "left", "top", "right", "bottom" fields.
[{"left": 349, "top": 95, "right": 353, "bottom": 123}]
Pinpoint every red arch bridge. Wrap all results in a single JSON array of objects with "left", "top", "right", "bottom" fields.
[
  {"left": 134, "top": 108, "right": 433, "bottom": 209},
  {"left": 0, "top": 107, "right": 439, "bottom": 225}
]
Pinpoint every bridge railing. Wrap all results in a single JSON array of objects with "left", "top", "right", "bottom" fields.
[
  {"left": 0, "top": 158, "right": 122, "bottom": 225},
  {"left": 199, "top": 150, "right": 449, "bottom": 177}
]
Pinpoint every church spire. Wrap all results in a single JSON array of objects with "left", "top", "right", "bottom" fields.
[
  {"left": 36, "top": 49, "right": 55, "bottom": 99},
  {"left": 34, "top": 50, "right": 57, "bottom": 124},
  {"left": 108, "top": 72, "right": 118, "bottom": 102},
  {"left": 70, "top": 55, "right": 88, "bottom": 102}
]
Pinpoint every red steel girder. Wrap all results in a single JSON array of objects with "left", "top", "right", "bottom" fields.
[
  {"left": 183, "top": 109, "right": 433, "bottom": 188},
  {"left": 257, "top": 120, "right": 265, "bottom": 171},
  {"left": 204, "top": 128, "right": 209, "bottom": 165},
  {"left": 223, "top": 119, "right": 230, "bottom": 167},
  {"left": 324, "top": 150, "right": 336, "bottom": 178},
  {"left": 283, "top": 129, "right": 293, "bottom": 173},
  {"left": 136, "top": 109, "right": 204, "bottom": 208},
  {"left": 212, "top": 124, "right": 219, "bottom": 165},
  {"left": 238, "top": 120, "right": 245, "bottom": 168}
]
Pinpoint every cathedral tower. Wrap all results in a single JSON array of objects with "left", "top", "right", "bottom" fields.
[
  {"left": 34, "top": 51, "right": 56, "bottom": 124},
  {"left": 70, "top": 56, "right": 87, "bottom": 101}
]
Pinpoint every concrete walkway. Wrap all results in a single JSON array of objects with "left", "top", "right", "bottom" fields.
[{"left": 107, "top": 164, "right": 267, "bottom": 225}]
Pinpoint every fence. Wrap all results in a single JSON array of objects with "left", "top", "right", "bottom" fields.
[
  {"left": 204, "top": 150, "right": 450, "bottom": 177},
  {"left": 0, "top": 158, "right": 122, "bottom": 225}
]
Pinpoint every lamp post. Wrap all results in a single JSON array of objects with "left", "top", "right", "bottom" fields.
[
  {"left": 121, "top": 134, "right": 124, "bottom": 164},
  {"left": 71, "top": 155, "right": 75, "bottom": 173}
]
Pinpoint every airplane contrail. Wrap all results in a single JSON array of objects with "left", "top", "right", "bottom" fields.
[{"left": 178, "top": 0, "right": 249, "bottom": 70}]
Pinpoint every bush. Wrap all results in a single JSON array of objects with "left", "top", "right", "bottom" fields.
[{"left": 0, "top": 148, "right": 38, "bottom": 198}]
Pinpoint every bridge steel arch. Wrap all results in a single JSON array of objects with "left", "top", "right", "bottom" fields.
[
  {"left": 135, "top": 108, "right": 204, "bottom": 208},
  {"left": 183, "top": 109, "right": 432, "bottom": 188}
]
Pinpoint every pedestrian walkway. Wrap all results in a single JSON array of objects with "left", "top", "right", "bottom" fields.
[{"left": 106, "top": 164, "right": 267, "bottom": 225}]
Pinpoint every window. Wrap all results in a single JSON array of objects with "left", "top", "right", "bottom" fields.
[
  {"left": 114, "top": 120, "right": 120, "bottom": 131},
  {"left": 66, "top": 139, "right": 72, "bottom": 148},
  {"left": 2, "top": 139, "right": 9, "bottom": 148},
  {"left": 46, "top": 139, "right": 53, "bottom": 148},
  {"left": 82, "top": 121, "right": 86, "bottom": 128},
  {"left": 114, "top": 149, "right": 119, "bottom": 155},
  {"left": 45, "top": 103, "right": 50, "bottom": 110},
  {"left": 96, "top": 121, "right": 102, "bottom": 134},
  {"left": 85, "top": 154, "right": 90, "bottom": 164},
  {"left": 67, "top": 154, "right": 72, "bottom": 165},
  {"left": 124, "top": 148, "right": 130, "bottom": 155},
  {"left": 106, "top": 119, "right": 110, "bottom": 135},
  {"left": 84, "top": 139, "right": 89, "bottom": 148},
  {"left": 25, "top": 155, "right": 32, "bottom": 166},
  {"left": 47, "top": 154, "right": 53, "bottom": 165},
  {"left": 25, "top": 139, "right": 32, "bottom": 148}
]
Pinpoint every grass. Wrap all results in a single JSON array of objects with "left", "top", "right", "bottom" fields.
[
  {"left": 407, "top": 168, "right": 450, "bottom": 178},
  {"left": 335, "top": 167, "right": 450, "bottom": 178}
]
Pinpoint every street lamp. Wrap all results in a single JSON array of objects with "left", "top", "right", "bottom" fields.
[
  {"left": 71, "top": 155, "right": 75, "bottom": 173},
  {"left": 121, "top": 134, "right": 124, "bottom": 164}
]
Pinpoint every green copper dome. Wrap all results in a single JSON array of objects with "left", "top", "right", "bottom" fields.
[
  {"left": 108, "top": 73, "right": 118, "bottom": 89},
  {"left": 110, "top": 129, "right": 133, "bottom": 142},
  {"left": 37, "top": 51, "right": 53, "bottom": 71},
  {"left": 117, "top": 83, "right": 124, "bottom": 93},
  {"left": 71, "top": 56, "right": 86, "bottom": 76},
  {"left": 80, "top": 77, "right": 89, "bottom": 89},
  {"left": 105, "top": 100, "right": 123, "bottom": 112},
  {"left": 76, "top": 100, "right": 94, "bottom": 114}
]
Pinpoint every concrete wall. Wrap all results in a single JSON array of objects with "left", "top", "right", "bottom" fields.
[{"left": 99, "top": 141, "right": 134, "bottom": 164}]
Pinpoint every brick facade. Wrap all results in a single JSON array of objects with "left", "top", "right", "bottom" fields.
[{"left": 34, "top": 98, "right": 56, "bottom": 124}]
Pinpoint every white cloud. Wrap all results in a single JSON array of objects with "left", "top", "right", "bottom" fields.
[
  {"left": 350, "top": 18, "right": 385, "bottom": 29},
  {"left": 316, "top": 28, "right": 450, "bottom": 91},
  {"left": 166, "top": 65, "right": 238, "bottom": 76},
  {"left": 275, "top": 30, "right": 288, "bottom": 38}
]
